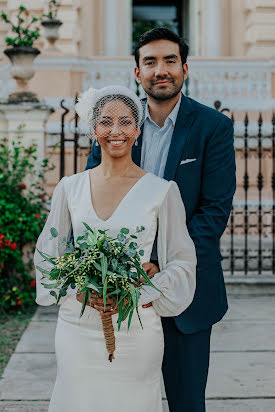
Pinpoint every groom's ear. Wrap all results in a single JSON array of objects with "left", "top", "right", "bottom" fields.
[{"left": 134, "top": 67, "right": 141, "bottom": 84}]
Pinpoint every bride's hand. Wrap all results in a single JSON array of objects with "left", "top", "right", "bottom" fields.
[{"left": 76, "top": 291, "right": 121, "bottom": 317}]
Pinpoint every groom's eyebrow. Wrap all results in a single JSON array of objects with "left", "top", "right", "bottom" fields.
[
  {"left": 142, "top": 56, "right": 156, "bottom": 62},
  {"left": 142, "top": 54, "right": 179, "bottom": 62},
  {"left": 164, "top": 54, "right": 178, "bottom": 60}
]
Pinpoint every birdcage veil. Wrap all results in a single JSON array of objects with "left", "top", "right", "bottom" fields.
[{"left": 75, "top": 86, "right": 143, "bottom": 142}]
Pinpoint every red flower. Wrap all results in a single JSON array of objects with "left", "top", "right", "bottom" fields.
[
  {"left": 0, "top": 233, "right": 4, "bottom": 239},
  {"left": 0, "top": 265, "right": 4, "bottom": 270},
  {"left": 30, "top": 280, "right": 36, "bottom": 288},
  {"left": 16, "top": 296, "right": 20, "bottom": 300},
  {"left": 11, "top": 243, "right": 17, "bottom": 250},
  {"left": 35, "top": 213, "right": 40, "bottom": 219},
  {"left": 40, "top": 194, "right": 45, "bottom": 199},
  {"left": 18, "top": 183, "right": 26, "bottom": 189},
  {"left": 17, "top": 300, "right": 22, "bottom": 306}
]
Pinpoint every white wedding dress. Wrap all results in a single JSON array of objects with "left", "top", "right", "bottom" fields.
[{"left": 34, "top": 170, "right": 196, "bottom": 412}]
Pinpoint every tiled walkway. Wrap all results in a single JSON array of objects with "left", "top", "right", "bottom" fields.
[{"left": 1, "top": 295, "right": 275, "bottom": 411}]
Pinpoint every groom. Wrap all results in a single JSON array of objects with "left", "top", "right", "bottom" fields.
[{"left": 85, "top": 28, "right": 236, "bottom": 412}]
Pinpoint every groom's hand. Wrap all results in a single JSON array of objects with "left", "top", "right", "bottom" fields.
[
  {"left": 141, "top": 262, "right": 159, "bottom": 282},
  {"left": 141, "top": 262, "right": 160, "bottom": 309}
]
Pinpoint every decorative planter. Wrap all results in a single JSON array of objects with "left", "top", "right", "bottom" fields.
[
  {"left": 4, "top": 46, "right": 40, "bottom": 103},
  {"left": 41, "top": 19, "right": 63, "bottom": 51}
]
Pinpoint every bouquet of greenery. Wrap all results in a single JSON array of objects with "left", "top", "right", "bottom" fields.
[{"left": 36, "top": 223, "right": 161, "bottom": 362}]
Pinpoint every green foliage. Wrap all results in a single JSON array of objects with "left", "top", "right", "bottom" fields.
[
  {"left": 43, "top": 0, "right": 61, "bottom": 20},
  {"left": 37, "top": 225, "right": 163, "bottom": 330},
  {"left": 0, "top": 5, "right": 41, "bottom": 47},
  {"left": 0, "top": 127, "right": 53, "bottom": 314}
]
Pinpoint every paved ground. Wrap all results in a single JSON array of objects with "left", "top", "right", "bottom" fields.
[{"left": 0, "top": 295, "right": 275, "bottom": 411}]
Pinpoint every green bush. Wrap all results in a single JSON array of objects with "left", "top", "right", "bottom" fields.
[{"left": 0, "top": 127, "right": 53, "bottom": 313}]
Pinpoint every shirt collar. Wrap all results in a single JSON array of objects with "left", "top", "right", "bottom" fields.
[{"left": 144, "top": 93, "right": 182, "bottom": 127}]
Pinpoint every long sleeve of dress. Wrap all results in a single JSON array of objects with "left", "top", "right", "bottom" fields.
[
  {"left": 34, "top": 177, "right": 72, "bottom": 306},
  {"left": 138, "top": 181, "right": 197, "bottom": 317}
]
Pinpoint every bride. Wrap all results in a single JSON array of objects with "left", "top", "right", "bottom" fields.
[{"left": 34, "top": 85, "right": 197, "bottom": 412}]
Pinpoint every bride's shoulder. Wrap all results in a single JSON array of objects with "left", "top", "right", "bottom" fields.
[
  {"left": 60, "top": 170, "right": 89, "bottom": 193},
  {"left": 145, "top": 173, "right": 175, "bottom": 200},
  {"left": 62, "top": 170, "right": 89, "bottom": 184},
  {"left": 145, "top": 173, "right": 173, "bottom": 189}
]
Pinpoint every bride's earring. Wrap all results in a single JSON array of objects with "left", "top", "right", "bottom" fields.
[
  {"left": 135, "top": 138, "right": 138, "bottom": 146},
  {"left": 95, "top": 139, "right": 99, "bottom": 147}
]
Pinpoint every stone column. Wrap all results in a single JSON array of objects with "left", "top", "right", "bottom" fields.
[
  {"left": 104, "top": 0, "right": 132, "bottom": 56},
  {"left": 189, "top": 0, "right": 201, "bottom": 56},
  {"left": 204, "top": 0, "right": 221, "bottom": 57},
  {"left": 0, "top": 103, "right": 54, "bottom": 165}
]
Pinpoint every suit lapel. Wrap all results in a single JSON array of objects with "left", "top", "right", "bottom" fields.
[{"left": 163, "top": 95, "right": 195, "bottom": 181}]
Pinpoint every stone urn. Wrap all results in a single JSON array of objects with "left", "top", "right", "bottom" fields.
[
  {"left": 41, "top": 19, "right": 63, "bottom": 51},
  {"left": 4, "top": 46, "right": 40, "bottom": 103}
]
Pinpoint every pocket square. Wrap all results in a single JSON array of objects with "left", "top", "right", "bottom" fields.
[{"left": 180, "top": 158, "right": 197, "bottom": 165}]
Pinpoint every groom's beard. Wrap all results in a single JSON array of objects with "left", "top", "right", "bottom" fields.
[{"left": 143, "top": 76, "right": 183, "bottom": 101}]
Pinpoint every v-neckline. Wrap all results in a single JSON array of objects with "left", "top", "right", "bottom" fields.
[{"left": 87, "top": 170, "right": 150, "bottom": 223}]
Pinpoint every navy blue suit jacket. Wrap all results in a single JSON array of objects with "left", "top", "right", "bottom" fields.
[{"left": 85, "top": 95, "right": 236, "bottom": 334}]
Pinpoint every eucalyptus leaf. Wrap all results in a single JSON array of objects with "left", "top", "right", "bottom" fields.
[
  {"left": 101, "top": 255, "right": 108, "bottom": 283},
  {"left": 35, "top": 266, "right": 51, "bottom": 275},
  {"left": 37, "top": 250, "right": 55, "bottom": 265},
  {"left": 120, "top": 228, "right": 129, "bottom": 234},
  {"left": 127, "top": 307, "right": 135, "bottom": 330},
  {"left": 41, "top": 282, "right": 60, "bottom": 289},
  {"left": 118, "top": 300, "right": 124, "bottom": 331},
  {"left": 103, "top": 276, "right": 108, "bottom": 310},
  {"left": 50, "top": 227, "right": 58, "bottom": 238},
  {"left": 50, "top": 290, "right": 57, "bottom": 300},
  {"left": 111, "top": 258, "right": 118, "bottom": 271},
  {"left": 82, "top": 222, "right": 94, "bottom": 233},
  {"left": 80, "top": 290, "right": 88, "bottom": 317},
  {"left": 129, "top": 242, "right": 138, "bottom": 249},
  {"left": 117, "top": 233, "right": 125, "bottom": 242},
  {"left": 59, "top": 287, "right": 67, "bottom": 297}
]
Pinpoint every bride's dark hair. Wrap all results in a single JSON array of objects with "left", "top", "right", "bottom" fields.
[{"left": 91, "top": 94, "right": 140, "bottom": 130}]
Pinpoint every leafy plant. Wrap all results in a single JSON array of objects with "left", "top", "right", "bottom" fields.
[
  {"left": 43, "top": 0, "right": 61, "bottom": 20},
  {"left": 0, "top": 5, "right": 41, "bottom": 47},
  {"left": 0, "top": 126, "right": 54, "bottom": 314}
]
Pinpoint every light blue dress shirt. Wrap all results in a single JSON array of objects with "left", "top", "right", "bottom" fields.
[{"left": 140, "top": 94, "right": 182, "bottom": 178}]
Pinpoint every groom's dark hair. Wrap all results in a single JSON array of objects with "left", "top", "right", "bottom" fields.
[{"left": 134, "top": 27, "right": 189, "bottom": 68}]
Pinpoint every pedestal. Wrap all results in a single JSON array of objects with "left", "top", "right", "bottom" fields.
[{"left": 0, "top": 102, "right": 54, "bottom": 165}]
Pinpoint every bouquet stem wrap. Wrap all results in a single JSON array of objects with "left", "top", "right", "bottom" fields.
[{"left": 101, "top": 315, "right": 115, "bottom": 362}]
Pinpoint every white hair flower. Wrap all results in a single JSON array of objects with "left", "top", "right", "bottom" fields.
[{"left": 74, "top": 85, "right": 143, "bottom": 126}]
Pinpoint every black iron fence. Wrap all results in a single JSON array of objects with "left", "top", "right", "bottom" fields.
[{"left": 57, "top": 98, "right": 275, "bottom": 275}]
